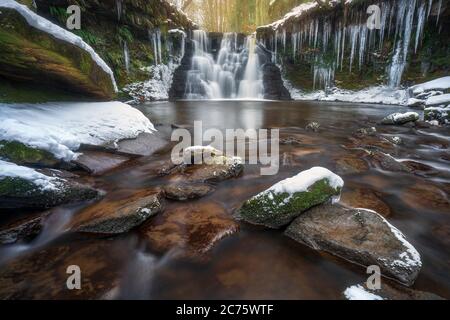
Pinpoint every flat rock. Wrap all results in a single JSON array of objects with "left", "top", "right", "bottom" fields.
[
  {"left": 72, "top": 151, "right": 130, "bottom": 175},
  {"left": 112, "top": 132, "right": 170, "bottom": 157},
  {"left": 141, "top": 202, "right": 239, "bottom": 256},
  {"left": 381, "top": 112, "right": 419, "bottom": 125},
  {"left": 335, "top": 155, "right": 369, "bottom": 174},
  {"left": 71, "top": 190, "right": 163, "bottom": 234},
  {"left": 285, "top": 204, "right": 422, "bottom": 286},
  {"left": 163, "top": 183, "right": 215, "bottom": 201}
]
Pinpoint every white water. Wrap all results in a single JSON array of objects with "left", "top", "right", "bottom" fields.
[
  {"left": 150, "top": 29, "right": 162, "bottom": 65},
  {"left": 185, "top": 31, "right": 263, "bottom": 100}
]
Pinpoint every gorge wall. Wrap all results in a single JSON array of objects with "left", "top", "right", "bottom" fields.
[{"left": 256, "top": 0, "right": 450, "bottom": 92}]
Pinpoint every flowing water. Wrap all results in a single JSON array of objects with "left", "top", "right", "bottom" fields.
[
  {"left": 0, "top": 101, "right": 449, "bottom": 299},
  {"left": 185, "top": 31, "right": 263, "bottom": 100}
]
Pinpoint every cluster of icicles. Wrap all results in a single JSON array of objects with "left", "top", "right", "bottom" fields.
[
  {"left": 260, "top": 0, "right": 443, "bottom": 90},
  {"left": 184, "top": 31, "right": 264, "bottom": 100}
]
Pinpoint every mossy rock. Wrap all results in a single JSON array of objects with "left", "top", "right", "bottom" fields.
[
  {"left": 0, "top": 176, "right": 99, "bottom": 209},
  {"left": 0, "top": 140, "right": 60, "bottom": 168},
  {"left": 237, "top": 179, "right": 342, "bottom": 229},
  {"left": 0, "top": 8, "right": 116, "bottom": 101}
]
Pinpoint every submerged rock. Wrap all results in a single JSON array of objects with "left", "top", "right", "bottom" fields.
[
  {"left": 0, "top": 4, "right": 116, "bottom": 100},
  {"left": 380, "top": 112, "right": 419, "bottom": 125},
  {"left": 141, "top": 202, "right": 239, "bottom": 256},
  {"left": 163, "top": 183, "right": 215, "bottom": 201},
  {"left": 369, "top": 151, "right": 411, "bottom": 173},
  {"left": 305, "top": 122, "right": 321, "bottom": 132},
  {"left": 340, "top": 188, "right": 391, "bottom": 217},
  {"left": 72, "top": 151, "right": 130, "bottom": 175},
  {"left": 285, "top": 204, "right": 422, "bottom": 286},
  {"left": 72, "top": 191, "right": 163, "bottom": 234},
  {"left": 237, "top": 167, "right": 343, "bottom": 228}
]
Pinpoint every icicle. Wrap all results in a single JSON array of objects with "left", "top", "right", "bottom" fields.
[
  {"left": 116, "top": 0, "right": 122, "bottom": 22},
  {"left": 427, "top": 0, "right": 434, "bottom": 18},
  {"left": 436, "top": 0, "right": 443, "bottom": 25},
  {"left": 349, "top": 25, "right": 359, "bottom": 72},
  {"left": 123, "top": 41, "right": 130, "bottom": 74},
  {"left": 415, "top": 2, "right": 426, "bottom": 53},
  {"left": 358, "top": 25, "right": 368, "bottom": 70}
]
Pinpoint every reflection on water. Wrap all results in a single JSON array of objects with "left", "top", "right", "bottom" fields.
[{"left": 0, "top": 100, "right": 449, "bottom": 299}]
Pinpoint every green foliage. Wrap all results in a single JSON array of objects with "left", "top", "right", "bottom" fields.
[
  {"left": 73, "top": 29, "right": 101, "bottom": 46},
  {"left": 49, "top": 6, "right": 69, "bottom": 25},
  {"left": 118, "top": 25, "right": 134, "bottom": 43}
]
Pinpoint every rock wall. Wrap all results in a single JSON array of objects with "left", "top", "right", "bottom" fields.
[{"left": 257, "top": 0, "right": 450, "bottom": 92}]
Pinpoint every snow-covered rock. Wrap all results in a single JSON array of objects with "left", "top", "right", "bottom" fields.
[
  {"left": 425, "top": 93, "right": 450, "bottom": 107},
  {"left": 424, "top": 106, "right": 449, "bottom": 125},
  {"left": 237, "top": 167, "right": 344, "bottom": 228},
  {"left": 0, "top": 160, "right": 99, "bottom": 209},
  {"left": 407, "top": 98, "right": 425, "bottom": 108},
  {"left": 0, "top": 102, "right": 155, "bottom": 161},
  {"left": 410, "top": 76, "right": 450, "bottom": 96},
  {"left": 381, "top": 112, "right": 419, "bottom": 125},
  {"left": 285, "top": 204, "right": 422, "bottom": 286}
]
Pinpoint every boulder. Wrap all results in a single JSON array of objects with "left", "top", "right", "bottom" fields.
[
  {"left": 344, "top": 283, "right": 444, "bottom": 300},
  {"left": 424, "top": 107, "right": 449, "bottom": 125},
  {"left": 0, "top": 4, "right": 116, "bottom": 100},
  {"left": 306, "top": 122, "right": 321, "bottom": 132},
  {"left": 237, "top": 167, "right": 343, "bottom": 228},
  {"left": 71, "top": 191, "right": 163, "bottom": 234},
  {"left": 285, "top": 204, "right": 422, "bottom": 286},
  {"left": 163, "top": 183, "right": 215, "bottom": 201},
  {"left": 380, "top": 112, "right": 419, "bottom": 125}
]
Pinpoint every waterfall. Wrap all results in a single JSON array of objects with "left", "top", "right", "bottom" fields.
[
  {"left": 150, "top": 29, "right": 162, "bottom": 65},
  {"left": 116, "top": 0, "right": 122, "bottom": 21},
  {"left": 238, "top": 35, "right": 264, "bottom": 99},
  {"left": 123, "top": 41, "right": 130, "bottom": 73},
  {"left": 184, "top": 31, "right": 263, "bottom": 100}
]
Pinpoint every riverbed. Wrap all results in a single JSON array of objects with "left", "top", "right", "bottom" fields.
[{"left": 0, "top": 100, "right": 449, "bottom": 299}]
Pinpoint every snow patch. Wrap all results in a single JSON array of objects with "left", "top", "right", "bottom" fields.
[
  {"left": 265, "top": 167, "right": 344, "bottom": 197},
  {"left": 0, "top": 101, "right": 155, "bottom": 161},
  {"left": 425, "top": 93, "right": 450, "bottom": 106},
  {"left": 344, "top": 285, "right": 384, "bottom": 301},
  {"left": 410, "top": 76, "right": 450, "bottom": 95},
  {"left": 0, "top": 0, "right": 118, "bottom": 92}
]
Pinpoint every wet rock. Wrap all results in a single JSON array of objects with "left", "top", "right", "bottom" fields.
[
  {"left": 0, "top": 7, "right": 116, "bottom": 100},
  {"left": 344, "top": 282, "right": 444, "bottom": 300},
  {"left": 402, "top": 183, "right": 449, "bottom": 212},
  {"left": 306, "top": 122, "right": 320, "bottom": 132},
  {"left": 72, "top": 151, "right": 130, "bottom": 175},
  {"left": 72, "top": 191, "right": 163, "bottom": 234},
  {"left": 340, "top": 188, "right": 391, "bottom": 217},
  {"left": 424, "top": 107, "right": 449, "bottom": 126},
  {"left": 279, "top": 136, "right": 303, "bottom": 145},
  {"left": 369, "top": 151, "right": 411, "bottom": 173},
  {"left": 111, "top": 132, "right": 170, "bottom": 157},
  {"left": 237, "top": 167, "right": 344, "bottom": 229},
  {"left": 354, "top": 127, "right": 377, "bottom": 138},
  {"left": 285, "top": 204, "right": 422, "bottom": 286},
  {"left": 0, "top": 212, "right": 48, "bottom": 244},
  {"left": 261, "top": 62, "right": 292, "bottom": 100},
  {"left": 141, "top": 202, "right": 239, "bottom": 256},
  {"left": 163, "top": 183, "right": 215, "bottom": 201},
  {"left": 402, "top": 160, "right": 438, "bottom": 176},
  {"left": 0, "top": 140, "right": 60, "bottom": 168},
  {"left": 380, "top": 112, "right": 419, "bottom": 125},
  {"left": 0, "top": 176, "right": 99, "bottom": 209},
  {"left": 384, "top": 136, "right": 403, "bottom": 145}
]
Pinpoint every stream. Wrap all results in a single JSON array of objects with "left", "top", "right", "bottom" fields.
[{"left": 0, "top": 100, "right": 449, "bottom": 299}]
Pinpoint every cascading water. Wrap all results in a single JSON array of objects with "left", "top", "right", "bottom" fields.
[{"left": 184, "top": 31, "right": 264, "bottom": 100}]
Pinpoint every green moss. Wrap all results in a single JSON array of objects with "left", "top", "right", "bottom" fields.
[
  {"left": 238, "top": 179, "right": 342, "bottom": 228},
  {"left": 0, "top": 177, "right": 38, "bottom": 197},
  {"left": 0, "top": 140, "right": 59, "bottom": 167}
]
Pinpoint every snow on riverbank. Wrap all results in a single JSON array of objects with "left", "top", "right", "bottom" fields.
[
  {"left": 0, "top": 0, "right": 118, "bottom": 92},
  {"left": 0, "top": 102, "right": 155, "bottom": 161},
  {"left": 0, "top": 160, "right": 61, "bottom": 191}
]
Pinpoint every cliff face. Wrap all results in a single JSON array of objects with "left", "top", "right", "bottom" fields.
[
  {"left": 0, "top": 0, "right": 196, "bottom": 102},
  {"left": 33, "top": 0, "right": 197, "bottom": 88},
  {"left": 256, "top": 0, "right": 450, "bottom": 92}
]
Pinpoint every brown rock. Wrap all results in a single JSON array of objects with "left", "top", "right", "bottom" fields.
[{"left": 141, "top": 202, "right": 239, "bottom": 256}]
